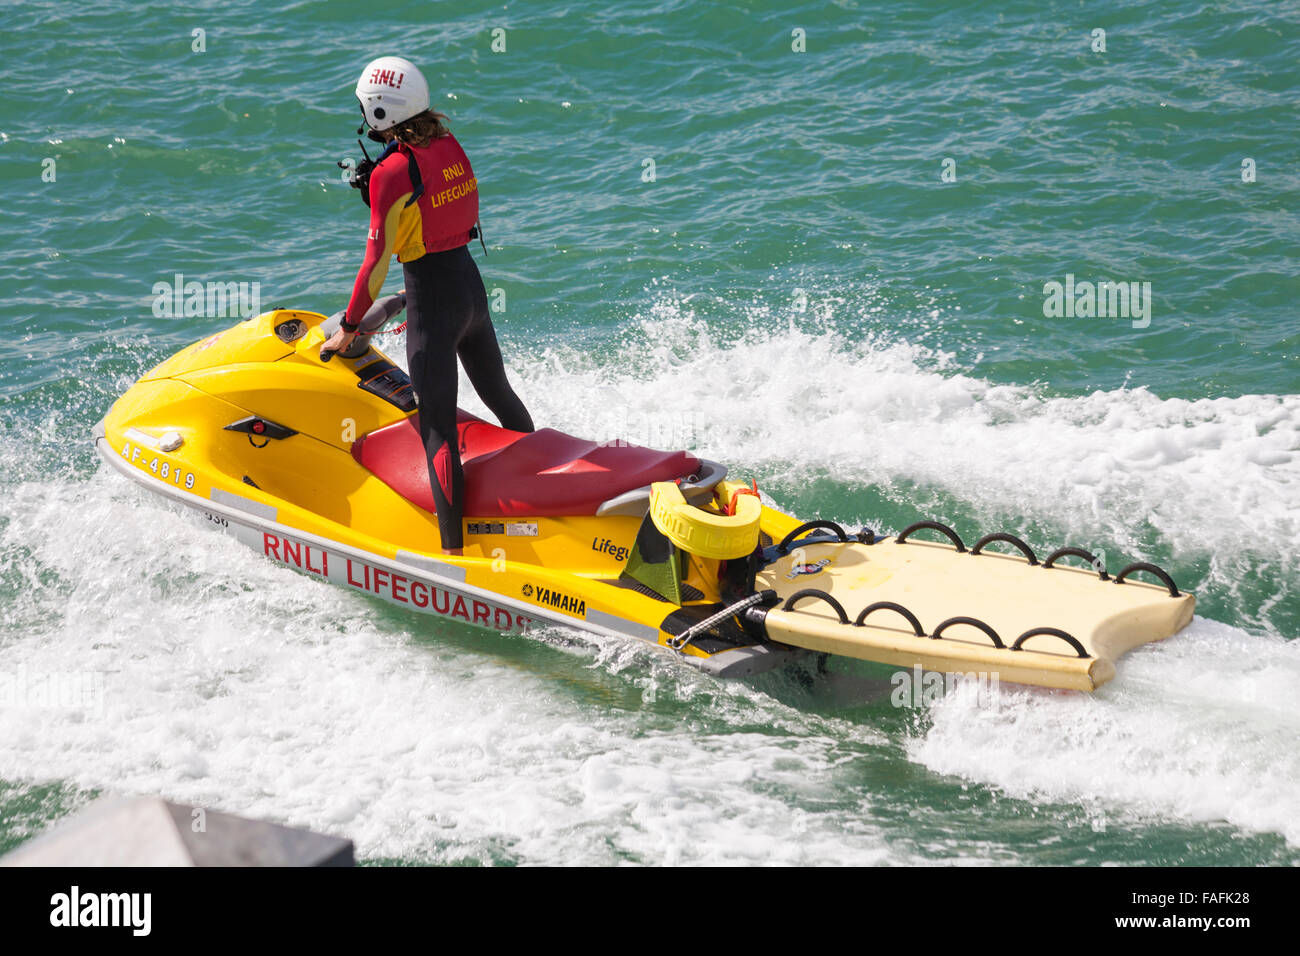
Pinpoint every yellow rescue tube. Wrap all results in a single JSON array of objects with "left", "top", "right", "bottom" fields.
[{"left": 649, "top": 481, "right": 761, "bottom": 559}]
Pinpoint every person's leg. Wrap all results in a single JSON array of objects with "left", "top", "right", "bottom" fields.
[
  {"left": 457, "top": 252, "right": 535, "bottom": 434},
  {"left": 404, "top": 256, "right": 467, "bottom": 554}
]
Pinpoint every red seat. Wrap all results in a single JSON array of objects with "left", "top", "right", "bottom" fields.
[{"left": 351, "top": 410, "right": 701, "bottom": 517}]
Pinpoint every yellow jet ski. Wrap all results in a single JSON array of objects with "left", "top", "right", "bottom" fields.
[{"left": 94, "top": 297, "right": 1194, "bottom": 691}]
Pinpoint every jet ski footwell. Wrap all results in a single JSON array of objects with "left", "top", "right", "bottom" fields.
[{"left": 94, "top": 303, "right": 1193, "bottom": 691}]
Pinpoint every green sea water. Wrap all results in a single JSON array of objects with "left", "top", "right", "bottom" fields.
[{"left": 1, "top": 1, "right": 1297, "bottom": 864}]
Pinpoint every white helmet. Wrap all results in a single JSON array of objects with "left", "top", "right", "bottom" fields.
[{"left": 355, "top": 56, "right": 429, "bottom": 131}]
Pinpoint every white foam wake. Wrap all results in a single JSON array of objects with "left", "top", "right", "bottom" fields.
[
  {"left": 0, "top": 470, "right": 902, "bottom": 864},
  {"left": 909, "top": 616, "right": 1300, "bottom": 847}
]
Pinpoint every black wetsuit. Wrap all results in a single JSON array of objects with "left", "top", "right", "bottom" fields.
[{"left": 403, "top": 245, "right": 534, "bottom": 550}]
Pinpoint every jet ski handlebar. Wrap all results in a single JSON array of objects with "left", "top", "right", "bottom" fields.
[{"left": 319, "top": 292, "right": 407, "bottom": 362}]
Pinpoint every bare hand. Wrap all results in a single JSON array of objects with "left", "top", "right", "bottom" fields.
[{"left": 320, "top": 327, "right": 357, "bottom": 362}]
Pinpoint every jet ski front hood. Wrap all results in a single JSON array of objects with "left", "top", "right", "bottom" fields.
[{"left": 139, "top": 311, "right": 318, "bottom": 382}]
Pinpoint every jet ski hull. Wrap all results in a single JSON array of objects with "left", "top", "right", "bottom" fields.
[{"left": 96, "top": 306, "right": 1194, "bottom": 691}]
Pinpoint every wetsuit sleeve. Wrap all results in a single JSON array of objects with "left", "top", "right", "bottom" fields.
[{"left": 343, "top": 157, "right": 414, "bottom": 329}]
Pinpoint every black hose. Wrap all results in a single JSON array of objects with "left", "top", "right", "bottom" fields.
[
  {"left": 1043, "top": 547, "right": 1109, "bottom": 581},
  {"left": 1114, "top": 562, "right": 1181, "bottom": 597},
  {"left": 776, "top": 521, "right": 849, "bottom": 554},
  {"left": 1011, "top": 627, "right": 1090, "bottom": 659},
  {"left": 895, "top": 521, "right": 967, "bottom": 552},
  {"left": 930, "top": 616, "right": 1004, "bottom": 649},
  {"left": 970, "top": 532, "right": 1038, "bottom": 565},
  {"left": 854, "top": 602, "right": 925, "bottom": 636},
  {"left": 781, "top": 589, "right": 850, "bottom": 624}
]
